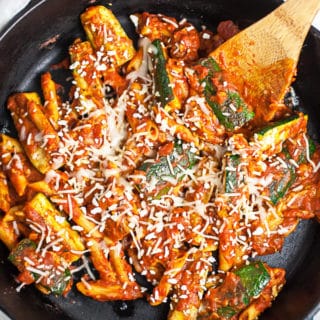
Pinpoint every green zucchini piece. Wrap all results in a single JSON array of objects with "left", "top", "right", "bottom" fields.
[
  {"left": 281, "top": 146, "right": 292, "bottom": 160},
  {"left": 212, "top": 262, "right": 270, "bottom": 319},
  {"left": 256, "top": 114, "right": 299, "bottom": 136},
  {"left": 154, "top": 185, "right": 172, "bottom": 199},
  {"left": 200, "top": 56, "right": 221, "bottom": 73},
  {"left": 8, "top": 238, "right": 37, "bottom": 268},
  {"left": 207, "top": 91, "right": 254, "bottom": 131},
  {"left": 308, "top": 138, "right": 316, "bottom": 157},
  {"left": 234, "top": 261, "right": 270, "bottom": 299},
  {"left": 224, "top": 154, "right": 241, "bottom": 193},
  {"left": 9, "top": 238, "right": 72, "bottom": 296},
  {"left": 298, "top": 137, "right": 316, "bottom": 164},
  {"left": 152, "top": 39, "right": 174, "bottom": 107},
  {"left": 282, "top": 136, "right": 316, "bottom": 165},
  {"left": 269, "top": 164, "right": 296, "bottom": 205},
  {"left": 198, "top": 57, "right": 254, "bottom": 131},
  {"left": 200, "top": 57, "right": 221, "bottom": 97},
  {"left": 253, "top": 114, "right": 307, "bottom": 152},
  {"left": 45, "top": 268, "right": 71, "bottom": 295},
  {"left": 140, "top": 140, "right": 198, "bottom": 184},
  {"left": 217, "top": 306, "right": 238, "bottom": 319},
  {"left": 265, "top": 144, "right": 297, "bottom": 204}
]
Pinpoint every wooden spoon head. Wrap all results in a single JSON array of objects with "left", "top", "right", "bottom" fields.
[
  {"left": 210, "top": 0, "right": 320, "bottom": 125},
  {"left": 210, "top": 42, "right": 296, "bottom": 125}
]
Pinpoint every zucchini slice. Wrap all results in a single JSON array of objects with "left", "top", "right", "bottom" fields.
[
  {"left": 213, "top": 262, "right": 271, "bottom": 319},
  {"left": 207, "top": 91, "right": 254, "bottom": 131},
  {"left": 253, "top": 114, "right": 307, "bottom": 152},
  {"left": 140, "top": 140, "right": 198, "bottom": 184},
  {"left": 151, "top": 39, "right": 174, "bottom": 108},
  {"left": 223, "top": 153, "right": 241, "bottom": 193},
  {"left": 197, "top": 57, "right": 254, "bottom": 131},
  {"left": 234, "top": 261, "right": 271, "bottom": 300},
  {"left": 269, "top": 162, "right": 296, "bottom": 205}
]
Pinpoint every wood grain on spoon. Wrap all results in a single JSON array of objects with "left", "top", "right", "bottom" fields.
[{"left": 210, "top": 0, "right": 320, "bottom": 125}]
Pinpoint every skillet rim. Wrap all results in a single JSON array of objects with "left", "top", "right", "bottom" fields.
[{"left": 0, "top": 0, "right": 319, "bottom": 319}]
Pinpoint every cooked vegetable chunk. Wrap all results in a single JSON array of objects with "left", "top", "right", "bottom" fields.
[
  {"left": 152, "top": 39, "right": 174, "bottom": 108},
  {"left": 81, "top": 5, "right": 135, "bottom": 67}
]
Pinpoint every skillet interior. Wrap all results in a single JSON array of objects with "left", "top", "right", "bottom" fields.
[{"left": 0, "top": 0, "right": 319, "bottom": 319}]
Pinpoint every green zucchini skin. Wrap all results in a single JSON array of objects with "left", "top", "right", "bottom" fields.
[
  {"left": 224, "top": 154, "right": 240, "bottom": 193},
  {"left": 269, "top": 163, "right": 296, "bottom": 205},
  {"left": 9, "top": 238, "right": 72, "bottom": 296},
  {"left": 255, "top": 114, "right": 299, "bottom": 137},
  {"left": 234, "top": 261, "right": 271, "bottom": 300},
  {"left": 206, "top": 91, "right": 254, "bottom": 131},
  {"left": 197, "top": 57, "right": 254, "bottom": 131},
  {"left": 215, "top": 262, "right": 271, "bottom": 319},
  {"left": 253, "top": 114, "right": 307, "bottom": 154},
  {"left": 140, "top": 140, "right": 198, "bottom": 184},
  {"left": 8, "top": 238, "right": 37, "bottom": 267},
  {"left": 152, "top": 39, "right": 174, "bottom": 108}
]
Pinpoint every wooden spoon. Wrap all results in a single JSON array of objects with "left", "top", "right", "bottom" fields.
[{"left": 210, "top": 0, "right": 320, "bottom": 125}]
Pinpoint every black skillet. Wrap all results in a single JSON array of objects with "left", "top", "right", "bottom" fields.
[{"left": 0, "top": 0, "right": 320, "bottom": 319}]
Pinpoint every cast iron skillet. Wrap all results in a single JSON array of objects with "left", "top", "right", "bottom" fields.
[{"left": 0, "top": 0, "right": 319, "bottom": 319}]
